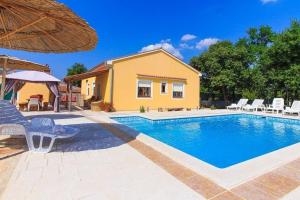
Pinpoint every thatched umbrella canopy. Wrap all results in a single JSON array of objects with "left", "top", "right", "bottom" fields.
[
  {"left": 0, "top": 0, "right": 98, "bottom": 53},
  {"left": 0, "top": 55, "right": 49, "bottom": 99},
  {"left": 0, "top": 55, "right": 49, "bottom": 71},
  {"left": 0, "top": 0, "right": 98, "bottom": 101}
]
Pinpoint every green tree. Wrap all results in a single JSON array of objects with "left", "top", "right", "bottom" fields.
[
  {"left": 264, "top": 21, "right": 300, "bottom": 70},
  {"left": 236, "top": 26, "right": 274, "bottom": 101},
  {"left": 67, "top": 63, "right": 87, "bottom": 87},
  {"left": 261, "top": 20, "right": 300, "bottom": 101},
  {"left": 284, "top": 64, "right": 300, "bottom": 102},
  {"left": 241, "top": 67, "right": 267, "bottom": 100},
  {"left": 191, "top": 20, "right": 300, "bottom": 106},
  {"left": 190, "top": 41, "right": 250, "bottom": 103}
]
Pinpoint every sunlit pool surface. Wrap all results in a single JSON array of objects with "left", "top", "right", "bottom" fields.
[{"left": 112, "top": 114, "right": 300, "bottom": 168}]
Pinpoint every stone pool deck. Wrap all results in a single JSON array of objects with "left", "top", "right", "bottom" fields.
[
  {"left": 1, "top": 109, "right": 300, "bottom": 200},
  {"left": 0, "top": 136, "right": 26, "bottom": 195}
]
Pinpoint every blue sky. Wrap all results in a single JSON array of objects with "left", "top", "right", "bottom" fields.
[{"left": 1, "top": 0, "right": 300, "bottom": 79}]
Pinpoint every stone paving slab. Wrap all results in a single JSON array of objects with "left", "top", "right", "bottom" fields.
[
  {"left": 1, "top": 114, "right": 203, "bottom": 200},
  {"left": 0, "top": 136, "right": 26, "bottom": 197}
]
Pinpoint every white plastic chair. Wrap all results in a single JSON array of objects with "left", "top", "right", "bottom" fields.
[
  {"left": 227, "top": 99, "right": 248, "bottom": 110},
  {"left": 1, "top": 118, "right": 79, "bottom": 153},
  {"left": 265, "top": 98, "right": 284, "bottom": 114},
  {"left": 27, "top": 118, "right": 79, "bottom": 153},
  {"left": 27, "top": 118, "right": 56, "bottom": 152},
  {"left": 242, "top": 99, "right": 265, "bottom": 112},
  {"left": 0, "top": 100, "right": 79, "bottom": 153},
  {"left": 28, "top": 98, "right": 40, "bottom": 111},
  {"left": 0, "top": 124, "right": 27, "bottom": 136},
  {"left": 283, "top": 100, "right": 300, "bottom": 116}
]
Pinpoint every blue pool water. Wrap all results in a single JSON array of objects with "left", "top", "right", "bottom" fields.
[{"left": 112, "top": 114, "right": 300, "bottom": 168}]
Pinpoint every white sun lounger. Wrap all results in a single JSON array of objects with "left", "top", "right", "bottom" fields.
[
  {"left": 0, "top": 100, "right": 79, "bottom": 153},
  {"left": 242, "top": 99, "right": 265, "bottom": 112},
  {"left": 265, "top": 98, "right": 284, "bottom": 114},
  {"left": 283, "top": 100, "right": 300, "bottom": 116},
  {"left": 227, "top": 99, "right": 248, "bottom": 110},
  {"left": 28, "top": 118, "right": 79, "bottom": 152}
]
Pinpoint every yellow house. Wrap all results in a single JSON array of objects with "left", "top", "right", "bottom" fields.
[{"left": 66, "top": 49, "right": 201, "bottom": 111}]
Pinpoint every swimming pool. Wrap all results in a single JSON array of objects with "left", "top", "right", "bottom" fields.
[{"left": 112, "top": 114, "right": 300, "bottom": 168}]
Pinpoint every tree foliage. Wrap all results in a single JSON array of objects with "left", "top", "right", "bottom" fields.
[
  {"left": 66, "top": 63, "right": 87, "bottom": 87},
  {"left": 190, "top": 20, "right": 300, "bottom": 104}
]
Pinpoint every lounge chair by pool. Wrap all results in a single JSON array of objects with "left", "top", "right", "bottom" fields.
[
  {"left": 227, "top": 99, "right": 248, "bottom": 110},
  {"left": 265, "top": 98, "right": 284, "bottom": 114},
  {"left": 283, "top": 100, "right": 300, "bottom": 116},
  {"left": 242, "top": 99, "right": 265, "bottom": 112},
  {"left": 0, "top": 100, "right": 79, "bottom": 153}
]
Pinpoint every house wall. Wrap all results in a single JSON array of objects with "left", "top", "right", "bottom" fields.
[
  {"left": 112, "top": 51, "right": 200, "bottom": 111},
  {"left": 81, "top": 71, "right": 111, "bottom": 102},
  {"left": 17, "top": 82, "right": 50, "bottom": 104},
  {"left": 81, "top": 77, "right": 95, "bottom": 100}
]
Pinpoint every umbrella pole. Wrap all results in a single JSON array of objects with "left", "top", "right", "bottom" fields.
[
  {"left": 0, "top": 58, "right": 8, "bottom": 100},
  {"left": 67, "top": 82, "right": 72, "bottom": 111}
]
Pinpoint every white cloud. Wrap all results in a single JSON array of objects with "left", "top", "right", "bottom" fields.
[
  {"left": 181, "top": 34, "right": 197, "bottom": 42},
  {"left": 260, "top": 0, "right": 277, "bottom": 4},
  {"left": 179, "top": 43, "right": 194, "bottom": 49},
  {"left": 160, "top": 38, "right": 171, "bottom": 43},
  {"left": 140, "top": 40, "right": 183, "bottom": 59},
  {"left": 196, "top": 38, "right": 219, "bottom": 50}
]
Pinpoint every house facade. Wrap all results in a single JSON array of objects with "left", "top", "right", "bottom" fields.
[{"left": 73, "top": 49, "right": 201, "bottom": 111}]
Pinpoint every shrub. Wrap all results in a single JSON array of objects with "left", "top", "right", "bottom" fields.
[
  {"left": 210, "top": 105, "right": 216, "bottom": 110},
  {"left": 241, "top": 89, "right": 257, "bottom": 101},
  {"left": 140, "top": 106, "right": 145, "bottom": 113}
]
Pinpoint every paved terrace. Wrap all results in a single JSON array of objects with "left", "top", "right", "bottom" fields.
[{"left": 1, "top": 109, "right": 300, "bottom": 200}]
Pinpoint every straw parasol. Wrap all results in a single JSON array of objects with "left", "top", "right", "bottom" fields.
[
  {"left": 0, "top": 55, "right": 49, "bottom": 99},
  {"left": 0, "top": 0, "right": 98, "bottom": 53},
  {"left": 0, "top": 55, "right": 49, "bottom": 71},
  {"left": 0, "top": 0, "right": 98, "bottom": 100}
]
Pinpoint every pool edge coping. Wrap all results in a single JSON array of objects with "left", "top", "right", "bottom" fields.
[{"left": 108, "top": 112, "right": 300, "bottom": 189}]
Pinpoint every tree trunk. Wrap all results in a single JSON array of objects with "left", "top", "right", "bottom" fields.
[
  {"left": 232, "top": 88, "right": 235, "bottom": 102},
  {"left": 222, "top": 86, "right": 228, "bottom": 105}
]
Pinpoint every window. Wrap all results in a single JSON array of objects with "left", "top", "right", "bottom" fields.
[
  {"left": 92, "top": 81, "right": 95, "bottom": 95},
  {"left": 161, "top": 81, "right": 168, "bottom": 94},
  {"left": 85, "top": 80, "right": 89, "bottom": 96},
  {"left": 87, "top": 84, "right": 90, "bottom": 96},
  {"left": 137, "top": 80, "right": 152, "bottom": 98},
  {"left": 172, "top": 83, "right": 184, "bottom": 98}
]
